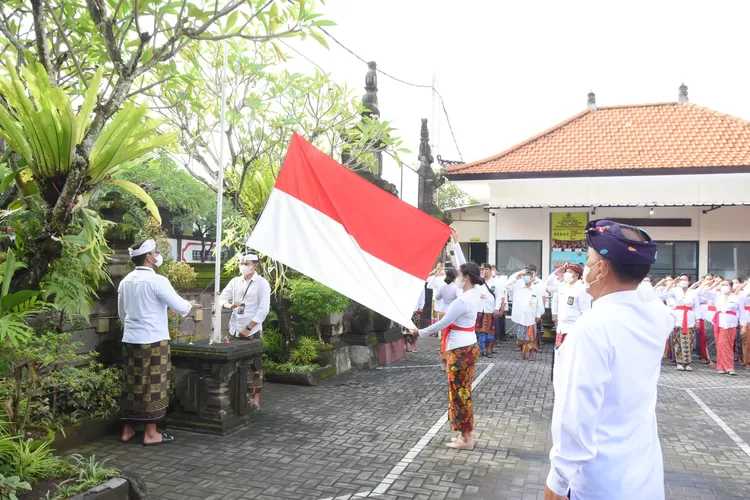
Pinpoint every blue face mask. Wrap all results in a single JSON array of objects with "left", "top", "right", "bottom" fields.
[{"left": 522, "top": 276, "right": 531, "bottom": 284}]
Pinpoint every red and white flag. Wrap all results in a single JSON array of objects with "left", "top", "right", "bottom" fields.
[{"left": 247, "top": 133, "right": 451, "bottom": 329}]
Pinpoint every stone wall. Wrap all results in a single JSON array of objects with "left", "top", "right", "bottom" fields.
[{"left": 70, "top": 289, "right": 231, "bottom": 364}]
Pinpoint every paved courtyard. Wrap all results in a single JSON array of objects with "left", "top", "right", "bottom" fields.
[{"left": 79, "top": 336, "right": 750, "bottom": 500}]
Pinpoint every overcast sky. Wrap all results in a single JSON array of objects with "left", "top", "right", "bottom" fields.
[{"left": 281, "top": 0, "right": 750, "bottom": 204}]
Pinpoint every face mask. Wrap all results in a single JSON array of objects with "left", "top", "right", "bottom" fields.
[
  {"left": 456, "top": 274, "right": 466, "bottom": 288},
  {"left": 563, "top": 272, "right": 574, "bottom": 283},
  {"left": 522, "top": 276, "right": 531, "bottom": 284},
  {"left": 240, "top": 265, "right": 253, "bottom": 276},
  {"left": 721, "top": 285, "right": 731, "bottom": 295},
  {"left": 153, "top": 254, "right": 163, "bottom": 268},
  {"left": 582, "top": 261, "right": 602, "bottom": 289},
  {"left": 665, "top": 281, "right": 672, "bottom": 287},
  {"left": 642, "top": 281, "right": 652, "bottom": 287},
  {"left": 679, "top": 281, "right": 689, "bottom": 288}
]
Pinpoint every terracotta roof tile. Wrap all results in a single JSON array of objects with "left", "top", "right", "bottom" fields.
[{"left": 445, "top": 102, "right": 750, "bottom": 176}]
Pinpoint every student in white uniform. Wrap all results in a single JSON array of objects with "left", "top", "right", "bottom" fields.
[
  {"left": 411, "top": 262, "right": 482, "bottom": 450},
  {"left": 218, "top": 254, "right": 271, "bottom": 409},
  {"left": 661, "top": 274, "right": 702, "bottom": 371},
  {"left": 546, "top": 263, "right": 592, "bottom": 346},
  {"left": 545, "top": 220, "right": 673, "bottom": 500},
  {"left": 699, "top": 277, "right": 747, "bottom": 375},
  {"left": 505, "top": 268, "right": 545, "bottom": 361}
]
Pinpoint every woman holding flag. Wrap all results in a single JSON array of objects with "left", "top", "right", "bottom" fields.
[{"left": 411, "top": 262, "right": 482, "bottom": 450}]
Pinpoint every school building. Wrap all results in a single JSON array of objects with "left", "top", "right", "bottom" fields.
[{"left": 444, "top": 88, "right": 750, "bottom": 281}]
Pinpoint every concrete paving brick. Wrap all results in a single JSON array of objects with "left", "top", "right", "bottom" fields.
[{"left": 75, "top": 337, "right": 750, "bottom": 499}]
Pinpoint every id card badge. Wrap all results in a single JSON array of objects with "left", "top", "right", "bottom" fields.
[{"left": 237, "top": 303, "right": 245, "bottom": 315}]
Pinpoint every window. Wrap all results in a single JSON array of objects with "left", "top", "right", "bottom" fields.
[
  {"left": 191, "top": 249, "right": 215, "bottom": 262},
  {"left": 708, "top": 242, "right": 750, "bottom": 280},
  {"left": 495, "top": 240, "right": 542, "bottom": 274},
  {"left": 651, "top": 241, "right": 698, "bottom": 281}
]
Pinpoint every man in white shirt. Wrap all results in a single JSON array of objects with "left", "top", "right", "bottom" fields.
[
  {"left": 505, "top": 268, "right": 545, "bottom": 361},
  {"left": 545, "top": 220, "right": 673, "bottom": 500},
  {"left": 218, "top": 254, "right": 271, "bottom": 409},
  {"left": 546, "top": 264, "right": 592, "bottom": 346},
  {"left": 118, "top": 239, "right": 194, "bottom": 446}
]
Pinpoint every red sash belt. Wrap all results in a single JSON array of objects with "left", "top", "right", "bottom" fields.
[
  {"left": 441, "top": 323, "right": 475, "bottom": 352},
  {"left": 707, "top": 305, "right": 737, "bottom": 326},
  {"left": 675, "top": 305, "right": 693, "bottom": 331}
]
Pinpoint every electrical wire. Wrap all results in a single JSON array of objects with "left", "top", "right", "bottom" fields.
[{"left": 320, "top": 28, "right": 465, "bottom": 162}]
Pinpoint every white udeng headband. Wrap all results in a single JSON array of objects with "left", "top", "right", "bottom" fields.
[
  {"left": 240, "top": 254, "right": 259, "bottom": 262},
  {"left": 129, "top": 239, "right": 156, "bottom": 257}
]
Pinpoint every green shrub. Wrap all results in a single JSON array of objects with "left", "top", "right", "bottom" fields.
[
  {"left": 55, "top": 454, "right": 119, "bottom": 497},
  {"left": 52, "top": 362, "right": 122, "bottom": 421},
  {"left": 262, "top": 328, "right": 284, "bottom": 362},
  {"left": 0, "top": 440, "right": 61, "bottom": 484},
  {"left": 0, "top": 473, "right": 31, "bottom": 500},
  {"left": 289, "top": 337, "right": 323, "bottom": 366},
  {"left": 265, "top": 360, "right": 320, "bottom": 374},
  {"left": 288, "top": 278, "right": 350, "bottom": 340}
]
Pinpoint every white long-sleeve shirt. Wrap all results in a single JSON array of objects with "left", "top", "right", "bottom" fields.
[
  {"left": 435, "top": 280, "right": 460, "bottom": 310},
  {"left": 703, "top": 291, "right": 746, "bottom": 329},
  {"left": 662, "top": 287, "right": 701, "bottom": 329},
  {"left": 427, "top": 275, "right": 447, "bottom": 312},
  {"left": 419, "top": 287, "right": 480, "bottom": 350},
  {"left": 636, "top": 282, "right": 658, "bottom": 303},
  {"left": 548, "top": 290, "right": 673, "bottom": 499},
  {"left": 414, "top": 287, "right": 425, "bottom": 312},
  {"left": 484, "top": 276, "right": 507, "bottom": 312},
  {"left": 506, "top": 272, "right": 544, "bottom": 327},
  {"left": 118, "top": 267, "right": 192, "bottom": 344},
  {"left": 218, "top": 273, "right": 271, "bottom": 336},
  {"left": 548, "top": 276, "right": 592, "bottom": 335}
]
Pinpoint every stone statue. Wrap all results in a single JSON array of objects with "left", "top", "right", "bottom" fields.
[{"left": 362, "top": 61, "right": 380, "bottom": 118}]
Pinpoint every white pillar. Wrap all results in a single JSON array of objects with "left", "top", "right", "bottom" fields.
[
  {"left": 541, "top": 208, "right": 551, "bottom": 277},
  {"left": 488, "top": 208, "right": 497, "bottom": 266}
]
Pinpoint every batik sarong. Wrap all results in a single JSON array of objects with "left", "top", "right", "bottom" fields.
[
  {"left": 403, "top": 310, "right": 421, "bottom": 346},
  {"left": 446, "top": 343, "right": 479, "bottom": 432},
  {"left": 120, "top": 340, "right": 170, "bottom": 423},
  {"left": 475, "top": 312, "right": 494, "bottom": 352},
  {"left": 672, "top": 327, "right": 695, "bottom": 366},
  {"left": 705, "top": 320, "right": 717, "bottom": 364},
  {"left": 716, "top": 327, "right": 737, "bottom": 373},
  {"left": 518, "top": 323, "right": 536, "bottom": 357}
]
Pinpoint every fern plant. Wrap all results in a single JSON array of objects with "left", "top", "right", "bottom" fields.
[
  {"left": 0, "top": 60, "right": 173, "bottom": 222},
  {"left": 0, "top": 249, "right": 47, "bottom": 346},
  {"left": 289, "top": 337, "right": 323, "bottom": 366}
]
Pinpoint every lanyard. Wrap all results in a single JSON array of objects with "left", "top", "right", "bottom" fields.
[{"left": 240, "top": 279, "right": 253, "bottom": 302}]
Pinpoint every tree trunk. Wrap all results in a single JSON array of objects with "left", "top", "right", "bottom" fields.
[{"left": 270, "top": 291, "right": 294, "bottom": 361}]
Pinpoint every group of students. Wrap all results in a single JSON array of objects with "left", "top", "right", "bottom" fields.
[{"left": 638, "top": 273, "right": 750, "bottom": 375}]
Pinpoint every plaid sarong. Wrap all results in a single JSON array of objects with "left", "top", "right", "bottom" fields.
[{"left": 120, "top": 340, "right": 170, "bottom": 423}]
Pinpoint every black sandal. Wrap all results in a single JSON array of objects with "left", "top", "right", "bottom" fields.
[
  {"left": 143, "top": 433, "right": 175, "bottom": 446},
  {"left": 119, "top": 432, "right": 140, "bottom": 443}
]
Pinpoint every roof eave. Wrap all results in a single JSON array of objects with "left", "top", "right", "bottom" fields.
[{"left": 444, "top": 165, "right": 750, "bottom": 182}]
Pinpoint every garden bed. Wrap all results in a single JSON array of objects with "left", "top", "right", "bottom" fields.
[
  {"left": 265, "top": 364, "right": 336, "bottom": 386},
  {"left": 53, "top": 418, "right": 120, "bottom": 454}
]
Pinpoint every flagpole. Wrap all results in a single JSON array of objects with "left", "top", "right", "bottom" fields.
[{"left": 211, "top": 40, "right": 228, "bottom": 344}]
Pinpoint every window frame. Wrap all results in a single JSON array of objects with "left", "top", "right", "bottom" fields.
[
  {"left": 495, "top": 239, "right": 543, "bottom": 273},
  {"left": 652, "top": 240, "right": 700, "bottom": 280},
  {"left": 707, "top": 241, "right": 750, "bottom": 279}
]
